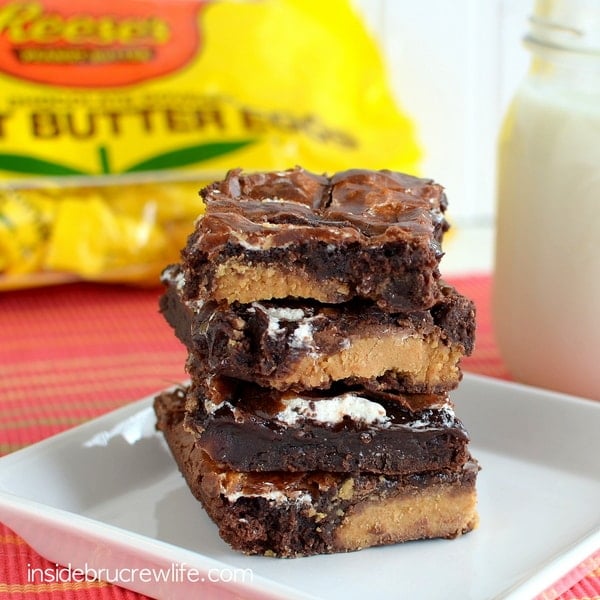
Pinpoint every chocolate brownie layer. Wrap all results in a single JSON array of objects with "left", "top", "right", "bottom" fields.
[
  {"left": 154, "top": 389, "right": 479, "bottom": 558},
  {"left": 160, "top": 264, "right": 475, "bottom": 394},
  {"left": 181, "top": 378, "right": 470, "bottom": 474},
  {"left": 181, "top": 167, "right": 449, "bottom": 311}
]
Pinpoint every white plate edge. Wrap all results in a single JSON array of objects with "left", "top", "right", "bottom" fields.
[{"left": 501, "top": 527, "right": 600, "bottom": 600}]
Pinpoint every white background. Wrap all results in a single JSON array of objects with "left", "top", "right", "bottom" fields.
[{"left": 353, "top": 0, "right": 532, "bottom": 227}]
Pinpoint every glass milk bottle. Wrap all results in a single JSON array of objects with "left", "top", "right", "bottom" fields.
[{"left": 493, "top": 0, "right": 600, "bottom": 400}]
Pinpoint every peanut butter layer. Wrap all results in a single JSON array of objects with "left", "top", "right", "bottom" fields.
[
  {"left": 154, "top": 389, "right": 479, "bottom": 558},
  {"left": 181, "top": 167, "right": 449, "bottom": 311},
  {"left": 179, "top": 378, "right": 470, "bottom": 474},
  {"left": 160, "top": 264, "right": 475, "bottom": 394}
]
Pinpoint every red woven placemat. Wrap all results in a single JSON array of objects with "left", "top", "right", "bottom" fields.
[{"left": 0, "top": 275, "right": 597, "bottom": 599}]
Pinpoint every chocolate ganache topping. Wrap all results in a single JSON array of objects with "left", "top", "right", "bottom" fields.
[{"left": 196, "top": 167, "right": 448, "bottom": 253}]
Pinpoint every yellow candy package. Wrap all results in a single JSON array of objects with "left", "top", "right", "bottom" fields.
[{"left": 0, "top": 0, "right": 420, "bottom": 289}]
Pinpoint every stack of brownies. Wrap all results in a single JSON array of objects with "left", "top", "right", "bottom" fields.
[{"left": 154, "top": 167, "right": 479, "bottom": 557}]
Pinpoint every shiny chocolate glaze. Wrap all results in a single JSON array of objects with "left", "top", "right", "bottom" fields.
[{"left": 182, "top": 167, "right": 450, "bottom": 310}]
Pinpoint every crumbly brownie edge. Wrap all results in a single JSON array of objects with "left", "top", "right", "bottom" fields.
[
  {"left": 154, "top": 388, "right": 479, "bottom": 558},
  {"left": 199, "top": 469, "right": 479, "bottom": 558},
  {"left": 160, "top": 265, "right": 475, "bottom": 394}
]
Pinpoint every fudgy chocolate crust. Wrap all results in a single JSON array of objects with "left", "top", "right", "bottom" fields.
[
  {"left": 183, "top": 379, "right": 470, "bottom": 475},
  {"left": 154, "top": 389, "right": 479, "bottom": 558},
  {"left": 159, "top": 266, "right": 193, "bottom": 348},
  {"left": 181, "top": 167, "right": 450, "bottom": 311},
  {"left": 160, "top": 264, "right": 475, "bottom": 394}
]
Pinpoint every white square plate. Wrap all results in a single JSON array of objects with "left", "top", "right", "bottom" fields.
[{"left": 0, "top": 373, "right": 598, "bottom": 600}]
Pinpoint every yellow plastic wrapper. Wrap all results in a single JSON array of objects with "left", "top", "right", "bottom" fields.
[{"left": 0, "top": 0, "right": 421, "bottom": 289}]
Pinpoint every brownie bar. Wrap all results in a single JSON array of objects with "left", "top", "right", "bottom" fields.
[
  {"left": 181, "top": 167, "right": 449, "bottom": 311},
  {"left": 160, "top": 264, "right": 475, "bottom": 394},
  {"left": 154, "top": 389, "right": 479, "bottom": 558},
  {"left": 180, "top": 378, "right": 470, "bottom": 475}
]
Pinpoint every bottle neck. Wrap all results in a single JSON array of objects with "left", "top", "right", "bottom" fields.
[
  {"left": 524, "top": 40, "right": 600, "bottom": 97},
  {"left": 527, "top": 0, "right": 600, "bottom": 56}
]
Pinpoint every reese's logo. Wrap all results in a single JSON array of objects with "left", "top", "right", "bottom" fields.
[{"left": 0, "top": 0, "right": 205, "bottom": 87}]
